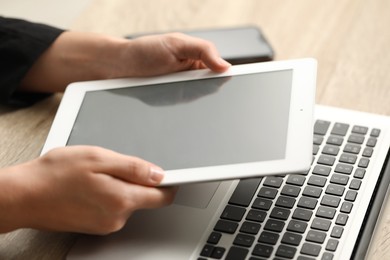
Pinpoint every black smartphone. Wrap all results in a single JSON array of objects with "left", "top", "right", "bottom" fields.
[{"left": 126, "top": 26, "right": 274, "bottom": 65}]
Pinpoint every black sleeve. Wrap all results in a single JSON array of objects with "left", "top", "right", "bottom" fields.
[{"left": 0, "top": 16, "right": 64, "bottom": 106}]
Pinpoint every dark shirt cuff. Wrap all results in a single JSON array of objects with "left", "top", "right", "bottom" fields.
[{"left": 0, "top": 16, "right": 64, "bottom": 106}]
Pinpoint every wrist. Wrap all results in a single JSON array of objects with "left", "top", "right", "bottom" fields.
[
  {"left": 0, "top": 164, "right": 33, "bottom": 232},
  {"left": 20, "top": 31, "right": 131, "bottom": 93},
  {"left": 93, "top": 35, "right": 133, "bottom": 79},
  {"left": 58, "top": 31, "right": 130, "bottom": 81}
]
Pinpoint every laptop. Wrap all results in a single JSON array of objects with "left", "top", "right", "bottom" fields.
[
  {"left": 39, "top": 57, "right": 389, "bottom": 259},
  {"left": 65, "top": 105, "right": 390, "bottom": 260}
]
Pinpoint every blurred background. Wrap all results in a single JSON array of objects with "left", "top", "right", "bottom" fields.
[
  {"left": 2, "top": 0, "right": 387, "bottom": 114},
  {"left": 0, "top": 0, "right": 92, "bottom": 28}
]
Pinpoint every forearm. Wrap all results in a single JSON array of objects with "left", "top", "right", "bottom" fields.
[{"left": 19, "top": 31, "right": 130, "bottom": 93}]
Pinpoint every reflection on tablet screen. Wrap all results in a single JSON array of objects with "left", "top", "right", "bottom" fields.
[{"left": 67, "top": 70, "right": 292, "bottom": 170}]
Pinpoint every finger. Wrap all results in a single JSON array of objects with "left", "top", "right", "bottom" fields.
[
  {"left": 171, "top": 33, "right": 231, "bottom": 72},
  {"left": 125, "top": 185, "right": 178, "bottom": 210},
  {"left": 80, "top": 146, "right": 165, "bottom": 186}
]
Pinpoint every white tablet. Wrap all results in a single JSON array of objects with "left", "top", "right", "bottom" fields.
[{"left": 41, "top": 58, "right": 317, "bottom": 185}]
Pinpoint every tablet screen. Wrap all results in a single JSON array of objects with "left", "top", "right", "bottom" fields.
[{"left": 67, "top": 70, "right": 293, "bottom": 170}]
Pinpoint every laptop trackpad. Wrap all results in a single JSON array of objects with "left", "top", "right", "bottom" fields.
[{"left": 173, "top": 181, "right": 221, "bottom": 209}]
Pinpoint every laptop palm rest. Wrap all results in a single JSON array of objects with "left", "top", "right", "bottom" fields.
[
  {"left": 67, "top": 180, "right": 236, "bottom": 260},
  {"left": 173, "top": 181, "right": 221, "bottom": 208}
]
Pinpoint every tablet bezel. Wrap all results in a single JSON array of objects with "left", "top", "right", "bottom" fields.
[{"left": 41, "top": 58, "right": 317, "bottom": 186}]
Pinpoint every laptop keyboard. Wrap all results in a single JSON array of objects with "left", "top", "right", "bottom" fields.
[{"left": 198, "top": 119, "right": 382, "bottom": 260}]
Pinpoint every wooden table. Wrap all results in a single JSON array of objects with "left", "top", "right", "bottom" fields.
[{"left": 1, "top": 0, "right": 389, "bottom": 259}]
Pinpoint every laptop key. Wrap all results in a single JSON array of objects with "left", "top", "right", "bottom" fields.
[
  {"left": 313, "top": 135, "right": 324, "bottom": 145},
  {"left": 320, "top": 195, "right": 341, "bottom": 208},
  {"left": 322, "top": 145, "right": 340, "bottom": 156},
  {"left": 311, "top": 217, "right": 331, "bottom": 231},
  {"left": 325, "top": 184, "right": 345, "bottom": 196},
  {"left": 330, "top": 174, "right": 349, "bottom": 185},
  {"left": 339, "top": 153, "right": 357, "bottom": 164},
  {"left": 345, "top": 190, "right": 358, "bottom": 201},
  {"left": 226, "top": 246, "right": 248, "bottom": 260},
  {"left": 233, "top": 233, "right": 255, "bottom": 247},
  {"left": 292, "top": 208, "right": 313, "bottom": 221},
  {"left": 306, "top": 230, "right": 326, "bottom": 244},
  {"left": 340, "top": 201, "right": 353, "bottom": 213},
  {"left": 370, "top": 128, "right": 381, "bottom": 137},
  {"left": 207, "top": 232, "right": 222, "bottom": 244},
  {"left": 263, "top": 177, "right": 284, "bottom": 188},
  {"left": 270, "top": 207, "right": 291, "bottom": 220},
  {"left": 312, "top": 165, "right": 331, "bottom": 176},
  {"left": 352, "top": 125, "right": 368, "bottom": 135},
  {"left": 258, "top": 231, "right": 280, "bottom": 245},
  {"left": 281, "top": 232, "right": 303, "bottom": 246},
  {"left": 301, "top": 242, "right": 322, "bottom": 256},
  {"left": 264, "top": 219, "right": 285, "bottom": 233},
  {"left": 246, "top": 209, "right": 267, "bottom": 223},
  {"left": 317, "top": 155, "right": 336, "bottom": 166},
  {"left": 335, "top": 213, "right": 349, "bottom": 226},
  {"left": 229, "top": 178, "right": 262, "bottom": 207},
  {"left": 331, "top": 226, "right": 344, "bottom": 238},
  {"left": 281, "top": 185, "right": 301, "bottom": 197},
  {"left": 276, "top": 196, "right": 296, "bottom": 208},
  {"left": 314, "top": 120, "right": 331, "bottom": 135},
  {"left": 308, "top": 176, "right": 327, "bottom": 187},
  {"left": 286, "top": 175, "right": 306, "bottom": 186},
  {"left": 240, "top": 221, "right": 261, "bottom": 235},
  {"left": 362, "top": 147, "right": 374, "bottom": 157},
  {"left": 211, "top": 247, "right": 226, "bottom": 259},
  {"left": 252, "top": 243, "right": 273, "bottom": 258},
  {"left": 334, "top": 163, "right": 353, "bottom": 175},
  {"left": 348, "top": 134, "right": 365, "bottom": 144},
  {"left": 297, "top": 256, "right": 316, "bottom": 260},
  {"left": 316, "top": 206, "right": 336, "bottom": 219},
  {"left": 358, "top": 157, "right": 370, "bottom": 168},
  {"left": 200, "top": 244, "right": 214, "bottom": 257},
  {"left": 326, "top": 239, "right": 339, "bottom": 251},
  {"left": 322, "top": 252, "right": 334, "bottom": 260},
  {"left": 326, "top": 136, "right": 344, "bottom": 146},
  {"left": 366, "top": 137, "right": 377, "bottom": 147},
  {"left": 343, "top": 143, "right": 361, "bottom": 154},
  {"left": 331, "top": 123, "right": 349, "bottom": 136},
  {"left": 354, "top": 168, "right": 366, "bottom": 179},
  {"left": 303, "top": 185, "right": 323, "bottom": 198},
  {"left": 349, "top": 179, "right": 362, "bottom": 190},
  {"left": 252, "top": 198, "right": 273, "bottom": 210},
  {"left": 276, "top": 244, "right": 297, "bottom": 259},
  {"left": 298, "top": 196, "right": 318, "bottom": 209},
  {"left": 214, "top": 220, "right": 238, "bottom": 234},
  {"left": 287, "top": 220, "right": 308, "bottom": 233},
  {"left": 258, "top": 187, "right": 278, "bottom": 199},
  {"left": 221, "top": 205, "right": 246, "bottom": 221},
  {"left": 313, "top": 145, "right": 320, "bottom": 155}
]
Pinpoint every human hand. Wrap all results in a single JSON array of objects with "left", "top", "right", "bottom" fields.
[
  {"left": 115, "top": 32, "right": 231, "bottom": 77},
  {"left": 0, "top": 146, "right": 176, "bottom": 234},
  {"left": 20, "top": 31, "right": 230, "bottom": 93}
]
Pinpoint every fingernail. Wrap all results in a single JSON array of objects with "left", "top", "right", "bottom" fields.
[{"left": 150, "top": 166, "right": 165, "bottom": 184}]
